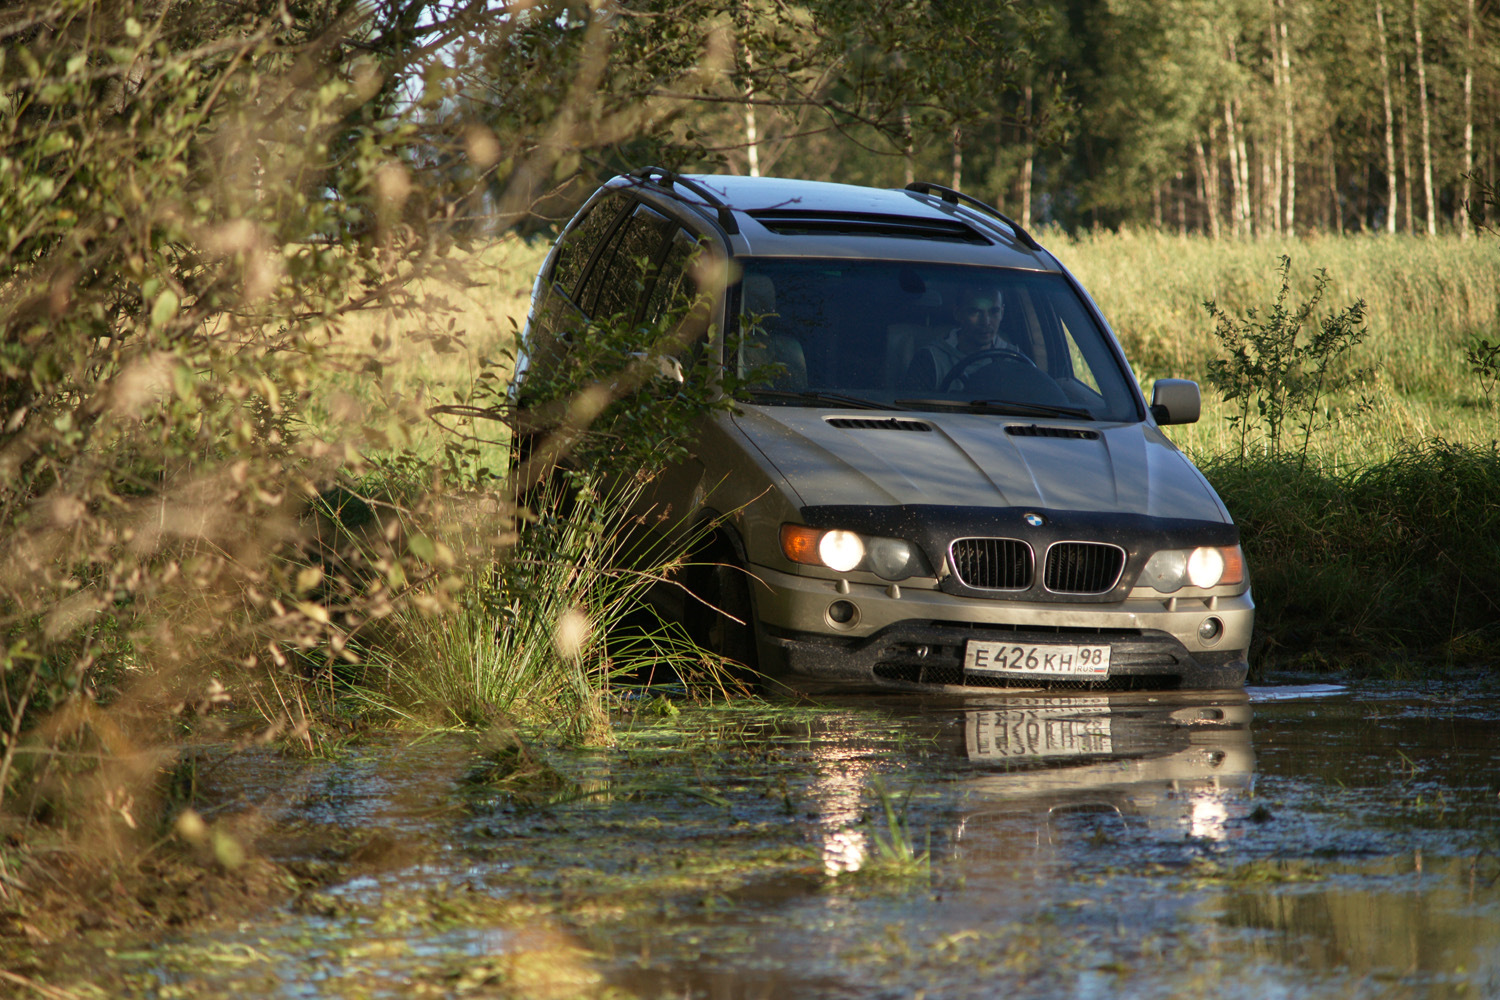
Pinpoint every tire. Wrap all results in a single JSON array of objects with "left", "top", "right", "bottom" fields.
[{"left": 686, "top": 542, "right": 760, "bottom": 676}]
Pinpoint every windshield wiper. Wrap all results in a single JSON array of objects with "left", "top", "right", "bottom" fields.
[
  {"left": 895, "top": 398, "right": 1096, "bottom": 420},
  {"left": 744, "top": 389, "right": 906, "bottom": 411}
]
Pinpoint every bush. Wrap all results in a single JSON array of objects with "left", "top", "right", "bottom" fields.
[
  {"left": 1204, "top": 441, "right": 1500, "bottom": 671},
  {"left": 1203, "top": 256, "right": 1373, "bottom": 468}
]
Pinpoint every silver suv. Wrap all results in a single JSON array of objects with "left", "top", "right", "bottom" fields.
[{"left": 513, "top": 168, "right": 1253, "bottom": 691}]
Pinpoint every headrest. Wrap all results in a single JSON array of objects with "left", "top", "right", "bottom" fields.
[{"left": 742, "top": 274, "right": 776, "bottom": 316}]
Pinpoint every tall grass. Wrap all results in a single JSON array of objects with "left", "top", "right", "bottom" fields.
[
  {"left": 301, "top": 237, "right": 549, "bottom": 468},
  {"left": 1047, "top": 230, "right": 1500, "bottom": 465},
  {"left": 352, "top": 472, "right": 716, "bottom": 743},
  {"left": 1054, "top": 230, "right": 1500, "bottom": 395}
]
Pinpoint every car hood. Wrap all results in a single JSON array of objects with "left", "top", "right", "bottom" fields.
[{"left": 731, "top": 406, "right": 1228, "bottom": 522}]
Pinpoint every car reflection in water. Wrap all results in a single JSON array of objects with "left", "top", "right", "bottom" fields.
[{"left": 949, "top": 692, "right": 1255, "bottom": 864}]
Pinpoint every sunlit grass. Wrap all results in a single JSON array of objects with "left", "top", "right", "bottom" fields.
[
  {"left": 1052, "top": 229, "right": 1500, "bottom": 410},
  {"left": 349, "top": 472, "right": 723, "bottom": 743},
  {"left": 300, "top": 236, "right": 549, "bottom": 468}
]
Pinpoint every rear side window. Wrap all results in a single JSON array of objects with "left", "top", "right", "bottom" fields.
[
  {"left": 580, "top": 204, "right": 675, "bottom": 320},
  {"left": 551, "top": 199, "right": 626, "bottom": 300}
]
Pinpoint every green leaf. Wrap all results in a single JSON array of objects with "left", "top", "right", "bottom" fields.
[
  {"left": 407, "top": 535, "right": 436, "bottom": 562},
  {"left": 150, "top": 289, "right": 180, "bottom": 328}
]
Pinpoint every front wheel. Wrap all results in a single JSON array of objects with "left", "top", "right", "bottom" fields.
[{"left": 685, "top": 550, "right": 759, "bottom": 677}]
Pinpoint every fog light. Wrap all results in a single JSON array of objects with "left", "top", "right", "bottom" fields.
[
  {"left": 827, "top": 600, "right": 858, "bottom": 626},
  {"left": 1197, "top": 616, "right": 1224, "bottom": 644}
]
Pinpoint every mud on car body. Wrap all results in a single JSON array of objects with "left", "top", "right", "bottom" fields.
[{"left": 511, "top": 167, "right": 1253, "bottom": 692}]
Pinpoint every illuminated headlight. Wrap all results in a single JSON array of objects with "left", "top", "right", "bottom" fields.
[
  {"left": 818, "top": 530, "right": 865, "bottom": 572},
  {"left": 1139, "top": 545, "right": 1245, "bottom": 592},
  {"left": 780, "top": 525, "right": 932, "bottom": 581}
]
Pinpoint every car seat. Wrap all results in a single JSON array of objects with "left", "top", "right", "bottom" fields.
[{"left": 741, "top": 274, "right": 807, "bottom": 390}]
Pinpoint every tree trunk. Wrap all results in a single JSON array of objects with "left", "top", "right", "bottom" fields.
[
  {"left": 1261, "top": 142, "right": 1275, "bottom": 237},
  {"left": 1020, "top": 84, "right": 1034, "bottom": 229},
  {"left": 1195, "top": 137, "right": 1222, "bottom": 238},
  {"left": 951, "top": 127, "right": 962, "bottom": 191},
  {"left": 1412, "top": 0, "right": 1436, "bottom": 235},
  {"left": 1177, "top": 171, "right": 1188, "bottom": 235},
  {"left": 1326, "top": 129, "right": 1342, "bottom": 233},
  {"left": 1272, "top": 142, "right": 1284, "bottom": 236},
  {"left": 1225, "top": 99, "right": 1246, "bottom": 237},
  {"left": 741, "top": 38, "right": 760, "bottom": 178},
  {"left": 1461, "top": 0, "right": 1475, "bottom": 238},
  {"left": 1376, "top": 0, "right": 1398, "bottom": 233},
  {"left": 1400, "top": 59, "right": 1415, "bottom": 233},
  {"left": 1238, "top": 130, "right": 1253, "bottom": 236},
  {"left": 1269, "top": 4, "right": 1284, "bottom": 235},
  {"left": 902, "top": 105, "right": 914, "bottom": 186},
  {"left": 1279, "top": 0, "right": 1296, "bottom": 233}
]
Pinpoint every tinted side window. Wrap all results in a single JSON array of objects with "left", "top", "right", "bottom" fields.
[
  {"left": 581, "top": 204, "right": 674, "bottom": 320},
  {"left": 641, "top": 229, "right": 701, "bottom": 327},
  {"left": 551, "top": 199, "right": 626, "bottom": 300}
]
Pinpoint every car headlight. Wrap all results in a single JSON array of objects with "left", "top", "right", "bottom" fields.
[
  {"left": 780, "top": 525, "right": 932, "bottom": 581},
  {"left": 1140, "top": 545, "right": 1245, "bottom": 592}
]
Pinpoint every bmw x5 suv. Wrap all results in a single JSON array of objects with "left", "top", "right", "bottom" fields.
[{"left": 511, "top": 168, "right": 1253, "bottom": 692}]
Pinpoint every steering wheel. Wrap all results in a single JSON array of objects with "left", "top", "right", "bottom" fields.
[{"left": 939, "top": 347, "right": 1037, "bottom": 392}]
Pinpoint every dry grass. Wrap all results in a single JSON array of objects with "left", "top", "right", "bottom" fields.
[{"left": 301, "top": 236, "right": 549, "bottom": 464}]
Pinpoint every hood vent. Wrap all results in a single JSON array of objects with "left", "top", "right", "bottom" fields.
[
  {"left": 827, "top": 417, "right": 933, "bottom": 432},
  {"left": 1006, "top": 424, "right": 1099, "bottom": 440}
]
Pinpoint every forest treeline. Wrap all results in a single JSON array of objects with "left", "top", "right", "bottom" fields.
[{"left": 650, "top": 0, "right": 1499, "bottom": 237}]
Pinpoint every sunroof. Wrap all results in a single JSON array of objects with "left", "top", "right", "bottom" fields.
[{"left": 746, "top": 210, "right": 991, "bottom": 245}]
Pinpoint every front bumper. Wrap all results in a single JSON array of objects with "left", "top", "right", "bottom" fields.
[{"left": 747, "top": 564, "right": 1252, "bottom": 692}]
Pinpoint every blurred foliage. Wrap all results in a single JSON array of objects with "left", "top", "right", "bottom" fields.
[{"left": 0, "top": 0, "right": 1024, "bottom": 857}]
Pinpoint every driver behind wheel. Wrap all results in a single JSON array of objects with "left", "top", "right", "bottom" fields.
[{"left": 902, "top": 287, "right": 1011, "bottom": 390}]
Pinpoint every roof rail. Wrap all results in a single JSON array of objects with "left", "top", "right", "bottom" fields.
[
  {"left": 630, "top": 166, "right": 740, "bottom": 235},
  {"left": 902, "top": 181, "right": 1041, "bottom": 251}
]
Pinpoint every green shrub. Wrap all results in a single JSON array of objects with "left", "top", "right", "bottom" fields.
[
  {"left": 1204, "top": 441, "right": 1500, "bottom": 671},
  {"left": 1203, "top": 256, "right": 1373, "bottom": 468}
]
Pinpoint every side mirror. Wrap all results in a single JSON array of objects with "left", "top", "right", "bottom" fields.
[{"left": 1150, "top": 379, "right": 1201, "bottom": 425}]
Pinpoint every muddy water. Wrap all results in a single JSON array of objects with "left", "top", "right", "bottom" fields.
[{"left": 110, "top": 679, "right": 1500, "bottom": 998}]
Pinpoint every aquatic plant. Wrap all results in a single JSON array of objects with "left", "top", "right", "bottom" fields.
[
  {"left": 859, "top": 776, "right": 932, "bottom": 882},
  {"left": 351, "top": 467, "right": 729, "bottom": 743}
]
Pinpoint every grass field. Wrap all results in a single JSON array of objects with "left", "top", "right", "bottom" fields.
[
  {"left": 301, "top": 237, "right": 548, "bottom": 469},
  {"left": 1053, "top": 230, "right": 1500, "bottom": 465}
]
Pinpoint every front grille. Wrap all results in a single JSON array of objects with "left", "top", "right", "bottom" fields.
[
  {"left": 950, "top": 538, "right": 1033, "bottom": 590},
  {"left": 1044, "top": 542, "right": 1126, "bottom": 594}
]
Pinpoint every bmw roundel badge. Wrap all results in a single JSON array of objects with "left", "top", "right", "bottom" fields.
[{"left": 1023, "top": 512, "right": 1046, "bottom": 527}]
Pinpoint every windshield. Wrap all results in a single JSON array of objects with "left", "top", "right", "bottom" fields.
[{"left": 734, "top": 259, "right": 1140, "bottom": 421}]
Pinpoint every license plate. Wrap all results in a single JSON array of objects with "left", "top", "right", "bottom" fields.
[{"left": 963, "top": 640, "right": 1110, "bottom": 678}]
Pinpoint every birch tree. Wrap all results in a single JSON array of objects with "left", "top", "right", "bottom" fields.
[
  {"left": 1376, "top": 0, "right": 1399, "bottom": 232},
  {"left": 1412, "top": 0, "right": 1437, "bottom": 234}
]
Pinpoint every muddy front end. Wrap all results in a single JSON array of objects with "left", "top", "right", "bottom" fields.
[{"left": 746, "top": 504, "right": 1253, "bottom": 694}]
